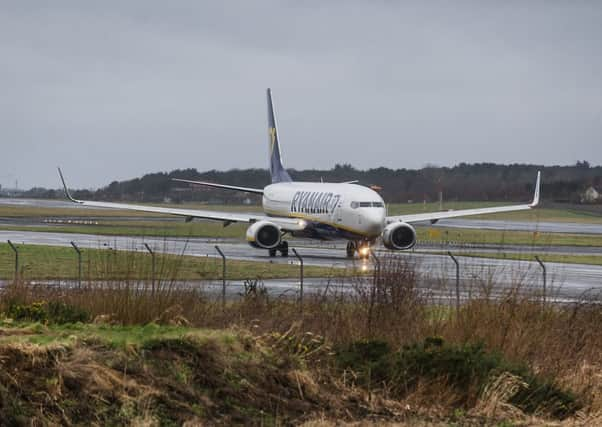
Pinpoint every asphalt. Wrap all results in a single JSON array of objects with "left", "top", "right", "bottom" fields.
[{"left": 433, "top": 218, "right": 602, "bottom": 234}]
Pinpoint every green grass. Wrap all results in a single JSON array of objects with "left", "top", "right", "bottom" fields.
[
  {"left": 0, "top": 221, "right": 248, "bottom": 239},
  {"left": 0, "top": 243, "right": 342, "bottom": 280},
  {"left": 389, "top": 202, "right": 602, "bottom": 223},
  {"left": 0, "top": 321, "right": 211, "bottom": 348},
  {"left": 415, "top": 226, "right": 602, "bottom": 247}
]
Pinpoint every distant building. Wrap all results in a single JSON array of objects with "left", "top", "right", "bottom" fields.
[
  {"left": 0, "top": 187, "right": 24, "bottom": 197},
  {"left": 581, "top": 186, "right": 601, "bottom": 203}
]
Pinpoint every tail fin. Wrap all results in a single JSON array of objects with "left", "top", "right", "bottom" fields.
[{"left": 267, "top": 88, "right": 292, "bottom": 183}]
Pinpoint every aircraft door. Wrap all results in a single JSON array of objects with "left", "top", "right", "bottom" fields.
[{"left": 333, "top": 199, "right": 343, "bottom": 224}]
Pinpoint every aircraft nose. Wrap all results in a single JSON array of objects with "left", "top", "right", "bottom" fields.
[{"left": 363, "top": 209, "right": 386, "bottom": 236}]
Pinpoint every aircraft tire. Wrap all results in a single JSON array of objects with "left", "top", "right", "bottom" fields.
[
  {"left": 279, "top": 241, "right": 289, "bottom": 257},
  {"left": 346, "top": 241, "right": 356, "bottom": 258}
]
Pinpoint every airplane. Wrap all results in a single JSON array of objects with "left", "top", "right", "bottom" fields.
[{"left": 58, "top": 88, "right": 541, "bottom": 259}]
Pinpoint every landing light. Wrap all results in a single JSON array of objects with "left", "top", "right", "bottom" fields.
[
  {"left": 298, "top": 219, "right": 307, "bottom": 227},
  {"left": 361, "top": 263, "right": 368, "bottom": 272},
  {"left": 359, "top": 246, "right": 370, "bottom": 257}
]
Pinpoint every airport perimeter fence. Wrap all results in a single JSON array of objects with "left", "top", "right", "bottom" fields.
[{"left": 0, "top": 239, "right": 556, "bottom": 314}]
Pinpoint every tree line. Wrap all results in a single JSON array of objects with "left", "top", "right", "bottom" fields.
[{"left": 21, "top": 162, "right": 602, "bottom": 205}]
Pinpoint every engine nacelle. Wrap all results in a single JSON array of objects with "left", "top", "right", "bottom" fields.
[
  {"left": 382, "top": 222, "right": 417, "bottom": 250},
  {"left": 246, "top": 220, "right": 281, "bottom": 249}
]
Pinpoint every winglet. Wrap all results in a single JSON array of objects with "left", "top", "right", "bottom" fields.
[
  {"left": 530, "top": 171, "right": 541, "bottom": 207},
  {"left": 57, "top": 167, "right": 80, "bottom": 203}
]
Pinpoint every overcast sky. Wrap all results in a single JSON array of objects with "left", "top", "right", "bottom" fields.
[{"left": 1, "top": 1, "right": 601, "bottom": 189}]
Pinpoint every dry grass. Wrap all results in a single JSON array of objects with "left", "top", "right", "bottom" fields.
[{"left": 1, "top": 254, "right": 602, "bottom": 424}]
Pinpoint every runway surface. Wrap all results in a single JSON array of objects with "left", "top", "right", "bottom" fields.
[
  {"left": 434, "top": 218, "right": 602, "bottom": 234},
  {"left": 1, "top": 229, "right": 601, "bottom": 300}
]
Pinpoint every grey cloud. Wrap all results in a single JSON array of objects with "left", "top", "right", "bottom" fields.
[{"left": 1, "top": 1, "right": 601, "bottom": 189}]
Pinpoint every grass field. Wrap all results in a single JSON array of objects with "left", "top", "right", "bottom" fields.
[
  {"left": 0, "top": 221, "right": 248, "bottom": 239},
  {"left": 0, "top": 243, "right": 341, "bottom": 281},
  {"left": 388, "top": 201, "right": 602, "bottom": 223}
]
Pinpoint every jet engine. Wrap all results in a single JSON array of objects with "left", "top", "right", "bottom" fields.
[
  {"left": 382, "top": 222, "right": 416, "bottom": 250},
  {"left": 246, "top": 221, "right": 281, "bottom": 249}
]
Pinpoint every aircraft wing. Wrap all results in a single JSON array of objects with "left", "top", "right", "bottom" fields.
[
  {"left": 171, "top": 178, "right": 264, "bottom": 194},
  {"left": 58, "top": 169, "right": 305, "bottom": 231},
  {"left": 386, "top": 171, "right": 541, "bottom": 225}
]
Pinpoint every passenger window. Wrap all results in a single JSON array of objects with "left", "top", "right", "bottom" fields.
[{"left": 359, "top": 202, "right": 371, "bottom": 207}]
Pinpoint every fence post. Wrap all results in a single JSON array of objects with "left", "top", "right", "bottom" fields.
[
  {"left": 144, "top": 243, "right": 156, "bottom": 294},
  {"left": 292, "top": 248, "right": 304, "bottom": 313},
  {"left": 535, "top": 256, "right": 546, "bottom": 305},
  {"left": 215, "top": 245, "right": 226, "bottom": 311},
  {"left": 7, "top": 240, "right": 18, "bottom": 281},
  {"left": 70, "top": 241, "right": 82, "bottom": 289},
  {"left": 447, "top": 251, "right": 460, "bottom": 315},
  {"left": 368, "top": 249, "right": 381, "bottom": 335}
]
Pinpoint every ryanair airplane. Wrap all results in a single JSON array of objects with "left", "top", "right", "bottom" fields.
[{"left": 59, "top": 89, "right": 541, "bottom": 259}]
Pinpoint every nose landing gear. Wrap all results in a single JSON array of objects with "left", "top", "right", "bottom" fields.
[
  {"left": 346, "top": 241, "right": 371, "bottom": 259},
  {"left": 269, "top": 240, "right": 289, "bottom": 257}
]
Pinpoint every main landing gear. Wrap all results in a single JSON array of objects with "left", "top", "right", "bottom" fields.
[
  {"left": 346, "top": 241, "right": 356, "bottom": 258},
  {"left": 346, "top": 241, "right": 371, "bottom": 259},
  {"left": 268, "top": 240, "right": 289, "bottom": 257}
]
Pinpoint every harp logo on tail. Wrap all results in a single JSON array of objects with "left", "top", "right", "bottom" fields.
[{"left": 269, "top": 127, "right": 277, "bottom": 155}]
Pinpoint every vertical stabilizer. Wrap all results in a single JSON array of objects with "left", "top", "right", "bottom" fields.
[{"left": 267, "top": 88, "right": 292, "bottom": 183}]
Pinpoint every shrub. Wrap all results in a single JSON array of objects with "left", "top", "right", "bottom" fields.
[
  {"left": 336, "top": 337, "right": 580, "bottom": 419},
  {"left": 46, "top": 301, "right": 90, "bottom": 324},
  {"left": 6, "top": 301, "right": 90, "bottom": 324},
  {"left": 7, "top": 301, "right": 48, "bottom": 323},
  {"left": 335, "top": 339, "right": 391, "bottom": 385}
]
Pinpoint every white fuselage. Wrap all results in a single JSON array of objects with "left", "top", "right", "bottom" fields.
[{"left": 262, "top": 182, "right": 386, "bottom": 240}]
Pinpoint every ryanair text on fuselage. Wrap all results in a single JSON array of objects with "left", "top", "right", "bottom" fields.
[{"left": 290, "top": 191, "right": 341, "bottom": 214}]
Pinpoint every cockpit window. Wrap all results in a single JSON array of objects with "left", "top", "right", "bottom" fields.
[{"left": 351, "top": 201, "right": 385, "bottom": 208}]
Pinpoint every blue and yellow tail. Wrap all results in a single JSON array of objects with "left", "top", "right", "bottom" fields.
[{"left": 267, "top": 88, "right": 292, "bottom": 183}]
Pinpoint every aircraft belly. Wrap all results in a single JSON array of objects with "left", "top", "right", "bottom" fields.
[{"left": 295, "top": 220, "right": 366, "bottom": 241}]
